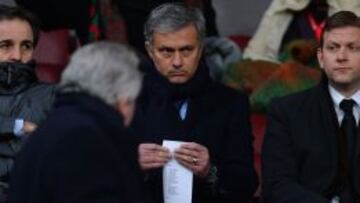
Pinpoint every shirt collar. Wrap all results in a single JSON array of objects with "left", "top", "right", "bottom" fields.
[
  {"left": 329, "top": 84, "right": 360, "bottom": 124},
  {"left": 329, "top": 85, "right": 360, "bottom": 107}
]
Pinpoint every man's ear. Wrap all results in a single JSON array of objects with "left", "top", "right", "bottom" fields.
[
  {"left": 115, "top": 97, "right": 135, "bottom": 127},
  {"left": 145, "top": 42, "right": 153, "bottom": 58},
  {"left": 317, "top": 48, "right": 324, "bottom": 69}
]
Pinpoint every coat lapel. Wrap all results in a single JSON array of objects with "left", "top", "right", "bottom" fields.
[{"left": 317, "top": 82, "right": 340, "bottom": 191}]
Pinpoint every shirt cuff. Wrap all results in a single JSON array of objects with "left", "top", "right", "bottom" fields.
[{"left": 13, "top": 119, "right": 24, "bottom": 137}]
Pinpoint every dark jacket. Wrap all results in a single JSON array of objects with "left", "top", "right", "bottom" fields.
[
  {"left": 262, "top": 79, "right": 360, "bottom": 203},
  {"left": 131, "top": 62, "right": 258, "bottom": 203},
  {"left": 8, "top": 93, "right": 147, "bottom": 203},
  {"left": 0, "top": 82, "right": 54, "bottom": 198},
  {"left": 0, "top": 83, "right": 54, "bottom": 135}
]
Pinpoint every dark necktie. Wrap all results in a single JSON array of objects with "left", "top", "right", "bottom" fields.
[{"left": 340, "top": 99, "right": 357, "bottom": 167}]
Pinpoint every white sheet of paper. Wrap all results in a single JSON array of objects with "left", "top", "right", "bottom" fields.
[{"left": 162, "top": 140, "right": 193, "bottom": 203}]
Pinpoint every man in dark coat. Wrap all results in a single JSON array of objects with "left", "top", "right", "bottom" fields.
[
  {"left": 262, "top": 11, "right": 360, "bottom": 203},
  {"left": 0, "top": 5, "right": 54, "bottom": 201},
  {"left": 132, "top": 3, "right": 258, "bottom": 203},
  {"left": 8, "top": 42, "right": 146, "bottom": 203}
]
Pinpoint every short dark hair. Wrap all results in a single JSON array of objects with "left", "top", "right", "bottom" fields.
[
  {"left": 320, "top": 10, "right": 360, "bottom": 47},
  {"left": 0, "top": 5, "right": 40, "bottom": 46}
]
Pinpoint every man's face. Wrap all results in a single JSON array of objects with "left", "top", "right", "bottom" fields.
[
  {"left": 146, "top": 23, "right": 203, "bottom": 84},
  {"left": 318, "top": 26, "right": 360, "bottom": 92},
  {"left": 0, "top": 18, "right": 34, "bottom": 64}
]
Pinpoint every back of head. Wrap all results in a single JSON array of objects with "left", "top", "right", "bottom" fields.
[
  {"left": 60, "top": 41, "right": 142, "bottom": 106},
  {"left": 320, "top": 10, "right": 360, "bottom": 47},
  {"left": 0, "top": 5, "right": 40, "bottom": 46},
  {"left": 144, "top": 3, "right": 206, "bottom": 45}
]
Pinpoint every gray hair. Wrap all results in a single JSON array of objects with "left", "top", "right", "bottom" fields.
[
  {"left": 59, "top": 41, "right": 142, "bottom": 106},
  {"left": 144, "top": 3, "right": 206, "bottom": 45}
]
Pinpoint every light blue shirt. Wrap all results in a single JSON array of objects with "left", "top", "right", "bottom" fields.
[
  {"left": 179, "top": 101, "right": 188, "bottom": 120},
  {"left": 13, "top": 119, "right": 24, "bottom": 137}
]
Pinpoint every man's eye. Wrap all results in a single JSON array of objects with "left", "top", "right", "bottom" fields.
[
  {"left": 21, "top": 43, "right": 34, "bottom": 50},
  {"left": 0, "top": 43, "right": 11, "bottom": 50},
  {"left": 159, "top": 49, "right": 173, "bottom": 57},
  {"left": 181, "top": 49, "right": 192, "bottom": 57},
  {"left": 325, "top": 45, "right": 338, "bottom": 52},
  {"left": 160, "top": 49, "right": 171, "bottom": 53},
  {"left": 348, "top": 45, "right": 360, "bottom": 52}
]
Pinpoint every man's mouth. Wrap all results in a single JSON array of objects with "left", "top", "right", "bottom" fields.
[
  {"left": 169, "top": 71, "right": 187, "bottom": 77},
  {"left": 334, "top": 67, "right": 351, "bottom": 72}
]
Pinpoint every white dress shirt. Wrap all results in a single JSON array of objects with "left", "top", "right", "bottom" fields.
[{"left": 329, "top": 85, "right": 360, "bottom": 126}]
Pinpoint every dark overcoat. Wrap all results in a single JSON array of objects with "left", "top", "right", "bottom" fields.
[
  {"left": 8, "top": 93, "right": 147, "bottom": 203},
  {"left": 131, "top": 63, "right": 258, "bottom": 203}
]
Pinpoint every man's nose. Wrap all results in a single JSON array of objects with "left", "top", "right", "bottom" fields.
[
  {"left": 336, "top": 48, "right": 348, "bottom": 62},
  {"left": 8, "top": 47, "right": 22, "bottom": 62},
  {"left": 172, "top": 52, "right": 183, "bottom": 68}
]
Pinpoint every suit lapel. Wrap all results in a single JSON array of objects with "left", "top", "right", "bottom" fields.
[
  {"left": 317, "top": 82, "right": 339, "bottom": 185},
  {"left": 317, "top": 80, "right": 360, "bottom": 197}
]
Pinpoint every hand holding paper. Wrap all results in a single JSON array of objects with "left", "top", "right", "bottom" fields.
[
  {"left": 174, "top": 142, "right": 211, "bottom": 177},
  {"left": 138, "top": 143, "right": 171, "bottom": 170}
]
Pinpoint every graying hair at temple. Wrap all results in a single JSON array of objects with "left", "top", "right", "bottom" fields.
[
  {"left": 144, "top": 3, "right": 206, "bottom": 45},
  {"left": 59, "top": 41, "right": 142, "bottom": 106}
]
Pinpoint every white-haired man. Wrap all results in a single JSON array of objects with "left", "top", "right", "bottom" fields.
[{"left": 8, "top": 42, "right": 146, "bottom": 203}]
